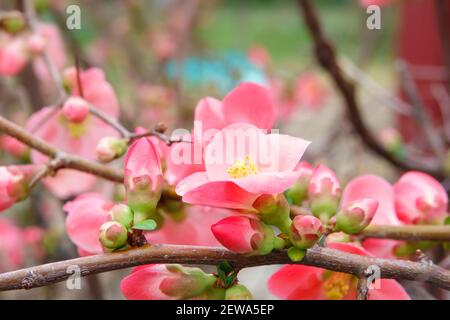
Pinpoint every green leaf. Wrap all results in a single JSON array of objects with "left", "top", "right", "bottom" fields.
[
  {"left": 217, "top": 261, "right": 233, "bottom": 275},
  {"left": 444, "top": 216, "right": 450, "bottom": 225},
  {"left": 288, "top": 247, "right": 306, "bottom": 262},
  {"left": 132, "top": 219, "right": 157, "bottom": 231}
]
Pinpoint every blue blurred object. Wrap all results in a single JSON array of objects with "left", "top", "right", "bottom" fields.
[{"left": 165, "top": 51, "right": 268, "bottom": 94}]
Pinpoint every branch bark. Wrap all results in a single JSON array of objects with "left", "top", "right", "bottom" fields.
[
  {"left": 0, "top": 244, "right": 449, "bottom": 292},
  {"left": 359, "top": 225, "right": 450, "bottom": 242},
  {"left": 296, "top": 0, "right": 445, "bottom": 180}
]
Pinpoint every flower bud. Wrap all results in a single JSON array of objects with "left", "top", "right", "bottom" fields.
[
  {"left": 109, "top": 204, "right": 133, "bottom": 229},
  {"left": 253, "top": 194, "right": 291, "bottom": 234},
  {"left": 1, "top": 136, "right": 29, "bottom": 159},
  {"left": 289, "top": 215, "right": 324, "bottom": 249},
  {"left": 285, "top": 161, "right": 313, "bottom": 206},
  {"left": 335, "top": 198, "right": 378, "bottom": 234},
  {"left": 308, "top": 164, "right": 341, "bottom": 222},
  {"left": 1, "top": 12, "right": 26, "bottom": 34},
  {"left": 394, "top": 171, "right": 448, "bottom": 224},
  {"left": 121, "top": 264, "right": 216, "bottom": 300},
  {"left": 0, "top": 165, "right": 39, "bottom": 212},
  {"left": 62, "top": 96, "right": 89, "bottom": 123},
  {"left": 99, "top": 221, "right": 128, "bottom": 251},
  {"left": 96, "top": 137, "right": 128, "bottom": 163},
  {"left": 225, "top": 284, "right": 253, "bottom": 300},
  {"left": 211, "top": 216, "right": 284, "bottom": 255},
  {"left": 26, "top": 34, "right": 46, "bottom": 55},
  {"left": 125, "top": 138, "right": 164, "bottom": 226}
]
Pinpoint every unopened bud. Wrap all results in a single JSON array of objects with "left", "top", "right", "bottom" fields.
[
  {"left": 253, "top": 194, "right": 292, "bottom": 234},
  {"left": 285, "top": 161, "right": 313, "bottom": 206},
  {"left": 335, "top": 199, "right": 378, "bottom": 234},
  {"left": 62, "top": 97, "right": 89, "bottom": 123},
  {"left": 1, "top": 12, "right": 26, "bottom": 34},
  {"left": 308, "top": 164, "right": 341, "bottom": 222},
  {"left": 99, "top": 221, "right": 128, "bottom": 251},
  {"left": 109, "top": 204, "right": 133, "bottom": 229},
  {"left": 289, "top": 215, "right": 324, "bottom": 249},
  {"left": 96, "top": 137, "right": 128, "bottom": 163},
  {"left": 225, "top": 284, "right": 253, "bottom": 300},
  {"left": 26, "top": 34, "right": 46, "bottom": 55}
]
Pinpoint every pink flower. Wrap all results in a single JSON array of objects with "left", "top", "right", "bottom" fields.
[
  {"left": 269, "top": 242, "right": 410, "bottom": 300},
  {"left": 26, "top": 67, "right": 120, "bottom": 198},
  {"left": 359, "top": 0, "right": 394, "bottom": 8},
  {"left": 0, "top": 33, "right": 28, "bottom": 76},
  {"left": 0, "top": 217, "right": 24, "bottom": 272},
  {"left": 341, "top": 175, "right": 403, "bottom": 258},
  {"left": 294, "top": 73, "right": 327, "bottom": 111},
  {"left": 0, "top": 135, "right": 28, "bottom": 158},
  {"left": 335, "top": 198, "right": 379, "bottom": 234},
  {"left": 120, "top": 264, "right": 216, "bottom": 300},
  {"left": 33, "top": 22, "right": 66, "bottom": 81},
  {"left": 211, "top": 215, "right": 265, "bottom": 254},
  {"left": 247, "top": 45, "right": 271, "bottom": 69},
  {"left": 125, "top": 137, "right": 164, "bottom": 194},
  {"left": 177, "top": 123, "right": 310, "bottom": 211},
  {"left": 64, "top": 193, "right": 113, "bottom": 255},
  {"left": 145, "top": 206, "right": 232, "bottom": 247},
  {"left": 0, "top": 165, "right": 39, "bottom": 212},
  {"left": 289, "top": 215, "right": 324, "bottom": 249},
  {"left": 394, "top": 172, "right": 448, "bottom": 224}
]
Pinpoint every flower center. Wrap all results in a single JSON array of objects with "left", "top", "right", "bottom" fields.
[
  {"left": 322, "top": 271, "right": 354, "bottom": 300},
  {"left": 227, "top": 155, "right": 259, "bottom": 179}
]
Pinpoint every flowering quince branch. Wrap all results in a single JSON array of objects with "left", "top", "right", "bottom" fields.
[
  {"left": 296, "top": 0, "right": 446, "bottom": 180},
  {"left": 0, "top": 244, "right": 450, "bottom": 291}
]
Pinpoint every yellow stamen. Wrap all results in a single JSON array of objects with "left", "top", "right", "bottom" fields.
[
  {"left": 322, "top": 272, "right": 354, "bottom": 300},
  {"left": 227, "top": 155, "right": 259, "bottom": 179}
]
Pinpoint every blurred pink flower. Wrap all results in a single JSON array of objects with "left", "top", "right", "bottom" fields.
[
  {"left": 269, "top": 242, "right": 410, "bottom": 300},
  {"left": 341, "top": 175, "right": 403, "bottom": 258},
  {"left": 394, "top": 171, "right": 448, "bottom": 224},
  {"left": 359, "top": 0, "right": 394, "bottom": 8},
  {"left": 64, "top": 193, "right": 113, "bottom": 255},
  {"left": 0, "top": 135, "right": 28, "bottom": 158},
  {"left": 0, "top": 33, "right": 28, "bottom": 76},
  {"left": 247, "top": 45, "right": 271, "bottom": 69},
  {"left": 26, "top": 67, "right": 120, "bottom": 198},
  {"left": 0, "top": 217, "right": 24, "bottom": 272}
]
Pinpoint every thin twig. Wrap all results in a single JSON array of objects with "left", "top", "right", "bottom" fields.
[
  {"left": 0, "top": 244, "right": 449, "bottom": 291},
  {"left": 358, "top": 225, "right": 450, "bottom": 242},
  {"left": 295, "top": 0, "right": 445, "bottom": 180}
]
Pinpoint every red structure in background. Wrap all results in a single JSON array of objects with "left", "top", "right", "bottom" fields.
[{"left": 396, "top": 0, "right": 449, "bottom": 146}]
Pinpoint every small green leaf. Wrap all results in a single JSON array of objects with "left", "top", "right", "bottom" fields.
[
  {"left": 132, "top": 219, "right": 157, "bottom": 231},
  {"left": 288, "top": 247, "right": 306, "bottom": 262},
  {"left": 444, "top": 216, "right": 450, "bottom": 225},
  {"left": 217, "top": 261, "right": 233, "bottom": 275}
]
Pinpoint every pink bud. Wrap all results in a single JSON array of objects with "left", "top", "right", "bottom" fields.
[
  {"left": 286, "top": 161, "right": 314, "bottom": 205},
  {"left": 211, "top": 216, "right": 265, "bottom": 254},
  {"left": 62, "top": 96, "right": 89, "bottom": 123},
  {"left": 335, "top": 198, "right": 378, "bottom": 234},
  {"left": 289, "top": 215, "right": 324, "bottom": 249},
  {"left": 99, "top": 221, "right": 128, "bottom": 251},
  {"left": 308, "top": 164, "right": 341, "bottom": 221},
  {"left": 26, "top": 34, "right": 46, "bottom": 54},
  {"left": 96, "top": 137, "right": 128, "bottom": 163},
  {"left": 0, "top": 135, "right": 28, "bottom": 158},
  {"left": 120, "top": 264, "right": 216, "bottom": 300},
  {"left": 0, "top": 165, "right": 38, "bottom": 212},
  {"left": 0, "top": 38, "right": 28, "bottom": 76},
  {"left": 394, "top": 171, "right": 448, "bottom": 224}
]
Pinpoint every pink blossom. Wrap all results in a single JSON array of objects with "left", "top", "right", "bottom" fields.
[
  {"left": 211, "top": 215, "right": 265, "bottom": 253},
  {"left": 0, "top": 165, "right": 39, "bottom": 212},
  {"left": 269, "top": 242, "right": 410, "bottom": 300},
  {"left": 146, "top": 206, "right": 232, "bottom": 247},
  {"left": 0, "top": 217, "right": 24, "bottom": 272},
  {"left": 177, "top": 123, "right": 310, "bottom": 211},
  {"left": 64, "top": 193, "right": 113, "bottom": 255},
  {"left": 0, "top": 33, "right": 28, "bottom": 76},
  {"left": 341, "top": 175, "right": 403, "bottom": 258},
  {"left": 0, "top": 135, "right": 28, "bottom": 158},
  {"left": 294, "top": 73, "right": 328, "bottom": 111},
  {"left": 247, "top": 45, "right": 271, "bottom": 69},
  {"left": 26, "top": 67, "right": 120, "bottom": 198},
  {"left": 394, "top": 171, "right": 448, "bottom": 224}
]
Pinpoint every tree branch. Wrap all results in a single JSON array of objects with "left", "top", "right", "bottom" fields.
[
  {"left": 0, "top": 244, "right": 449, "bottom": 291},
  {"left": 359, "top": 225, "right": 450, "bottom": 242},
  {"left": 296, "top": 0, "right": 445, "bottom": 180}
]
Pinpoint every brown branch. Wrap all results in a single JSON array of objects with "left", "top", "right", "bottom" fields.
[
  {"left": 0, "top": 244, "right": 449, "bottom": 291},
  {"left": 296, "top": 0, "right": 445, "bottom": 180},
  {"left": 0, "top": 115, "right": 123, "bottom": 183},
  {"left": 357, "top": 275, "right": 369, "bottom": 300},
  {"left": 359, "top": 225, "right": 450, "bottom": 242}
]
